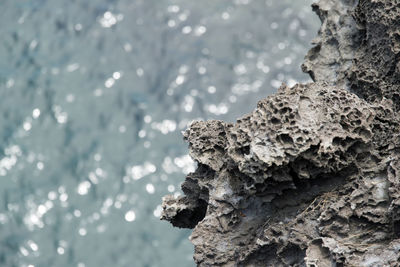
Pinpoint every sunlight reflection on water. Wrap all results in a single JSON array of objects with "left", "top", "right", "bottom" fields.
[{"left": 0, "top": 0, "right": 318, "bottom": 266}]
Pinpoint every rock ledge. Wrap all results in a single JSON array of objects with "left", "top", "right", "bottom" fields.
[{"left": 161, "top": 1, "right": 400, "bottom": 266}]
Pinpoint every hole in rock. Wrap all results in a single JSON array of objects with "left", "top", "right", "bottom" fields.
[
  {"left": 171, "top": 199, "right": 208, "bottom": 229},
  {"left": 279, "top": 134, "right": 293, "bottom": 145}
]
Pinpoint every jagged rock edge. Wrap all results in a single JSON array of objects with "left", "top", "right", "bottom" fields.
[{"left": 161, "top": 0, "right": 400, "bottom": 266}]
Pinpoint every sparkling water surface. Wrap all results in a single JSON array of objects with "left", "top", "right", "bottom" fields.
[{"left": 0, "top": 0, "right": 318, "bottom": 266}]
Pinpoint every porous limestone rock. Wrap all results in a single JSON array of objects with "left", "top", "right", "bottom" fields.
[
  {"left": 161, "top": 0, "right": 400, "bottom": 266},
  {"left": 348, "top": 0, "right": 400, "bottom": 111}
]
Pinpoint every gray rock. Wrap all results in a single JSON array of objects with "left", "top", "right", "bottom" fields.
[
  {"left": 302, "top": 0, "right": 360, "bottom": 88},
  {"left": 161, "top": 0, "right": 400, "bottom": 266}
]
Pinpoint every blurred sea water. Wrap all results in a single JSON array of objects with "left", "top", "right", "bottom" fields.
[{"left": 0, "top": 0, "right": 319, "bottom": 266}]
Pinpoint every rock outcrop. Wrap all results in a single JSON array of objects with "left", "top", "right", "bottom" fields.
[{"left": 161, "top": 0, "right": 400, "bottom": 266}]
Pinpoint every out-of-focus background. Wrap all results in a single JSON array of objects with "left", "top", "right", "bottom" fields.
[{"left": 0, "top": 0, "right": 319, "bottom": 266}]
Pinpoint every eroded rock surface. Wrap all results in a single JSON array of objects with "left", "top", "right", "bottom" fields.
[
  {"left": 161, "top": 0, "right": 400, "bottom": 266},
  {"left": 302, "top": 0, "right": 360, "bottom": 88}
]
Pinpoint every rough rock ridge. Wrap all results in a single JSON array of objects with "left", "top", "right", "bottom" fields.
[{"left": 161, "top": 0, "right": 400, "bottom": 266}]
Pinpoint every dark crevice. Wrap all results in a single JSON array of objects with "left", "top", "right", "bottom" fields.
[{"left": 169, "top": 199, "right": 208, "bottom": 229}]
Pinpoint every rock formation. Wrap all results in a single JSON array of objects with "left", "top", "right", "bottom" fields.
[{"left": 161, "top": 0, "right": 400, "bottom": 266}]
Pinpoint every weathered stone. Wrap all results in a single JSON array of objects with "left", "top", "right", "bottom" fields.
[{"left": 161, "top": 0, "right": 400, "bottom": 266}]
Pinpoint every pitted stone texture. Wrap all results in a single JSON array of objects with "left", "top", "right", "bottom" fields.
[
  {"left": 161, "top": 0, "right": 400, "bottom": 266},
  {"left": 183, "top": 120, "right": 230, "bottom": 172},
  {"left": 348, "top": 0, "right": 400, "bottom": 111},
  {"left": 304, "top": 0, "right": 400, "bottom": 111},
  {"left": 162, "top": 81, "right": 400, "bottom": 266},
  {"left": 227, "top": 83, "right": 374, "bottom": 184}
]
